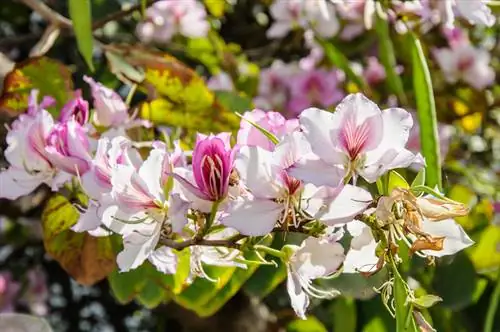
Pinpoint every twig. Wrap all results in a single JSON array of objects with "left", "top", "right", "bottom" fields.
[
  {"left": 92, "top": 1, "right": 155, "bottom": 30},
  {"left": 18, "top": 0, "right": 72, "bottom": 28},
  {"left": 161, "top": 235, "right": 246, "bottom": 251}
]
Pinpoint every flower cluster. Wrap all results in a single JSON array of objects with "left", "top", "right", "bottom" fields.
[
  {"left": 0, "top": 79, "right": 473, "bottom": 318},
  {"left": 136, "top": 0, "right": 209, "bottom": 43}
]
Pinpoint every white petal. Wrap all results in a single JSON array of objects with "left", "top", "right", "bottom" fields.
[
  {"left": 0, "top": 168, "right": 45, "bottom": 199},
  {"left": 289, "top": 156, "right": 345, "bottom": 188},
  {"left": 148, "top": 246, "right": 178, "bottom": 274},
  {"left": 235, "top": 146, "right": 281, "bottom": 199},
  {"left": 299, "top": 107, "right": 344, "bottom": 165},
  {"left": 266, "top": 22, "right": 292, "bottom": 38},
  {"left": 292, "top": 237, "right": 345, "bottom": 279},
  {"left": 221, "top": 197, "right": 283, "bottom": 236},
  {"left": 168, "top": 193, "right": 190, "bottom": 233},
  {"left": 456, "top": 0, "right": 495, "bottom": 27},
  {"left": 286, "top": 267, "right": 310, "bottom": 320},
  {"left": 343, "top": 221, "right": 379, "bottom": 273},
  {"left": 138, "top": 148, "right": 164, "bottom": 200},
  {"left": 100, "top": 204, "right": 149, "bottom": 236},
  {"left": 421, "top": 218, "right": 474, "bottom": 257},
  {"left": 305, "top": 185, "right": 372, "bottom": 225},
  {"left": 71, "top": 203, "right": 100, "bottom": 232},
  {"left": 117, "top": 223, "right": 161, "bottom": 272}
]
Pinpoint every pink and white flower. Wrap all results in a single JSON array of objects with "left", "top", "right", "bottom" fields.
[
  {"left": 285, "top": 237, "right": 344, "bottom": 319},
  {"left": 173, "top": 133, "right": 237, "bottom": 208},
  {"left": 434, "top": 42, "right": 495, "bottom": 90},
  {"left": 0, "top": 91, "right": 70, "bottom": 199},
  {"left": 293, "top": 93, "right": 424, "bottom": 185},
  {"left": 287, "top": 69, "right": 343, "bottom": 116},
  {"left": 44, "top": 119, "right": 92, "bottom": 176},
  {"left": 58, "top": 92, "right": 89, "bottom": 126},
  {"left": 237, "top": 109, "right": 299, "bottom": 151},
  {"left": 222, "top": 132, "right": 371, "bottom": 235},
  {"left": 84, "top": 76, "right": 130, "bottom": 127},
  {"left": 441, "top": 0, "right": 495, "bottom": 28},
  {"left": 254, "top": 60, "right": 297, "bottom": 112},
  {"left": 101, "top": 145, "right": 188, "bottom": 272},
  {"left": 0, "top": 272, "right": 20, "bottom": 313},
  {"left": 136, "top": 0, "right": 209, "bottom": 43}
]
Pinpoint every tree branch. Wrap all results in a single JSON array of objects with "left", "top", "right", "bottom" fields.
[{"left": 18, "top": 0, "right": 72, "bottom": 28}]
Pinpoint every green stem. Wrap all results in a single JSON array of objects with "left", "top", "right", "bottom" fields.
[
  {"left": 202, "top": 200, "right": 220, "bottom": 237},
  {"left": 253, "top": 245, "right": 285, "bottom": 259},
  {"left": 484, "top": 269, "right": 500, "bottom": 332},
  {"left": 389, "top": 254, "right": 418, "bottom": 332}
]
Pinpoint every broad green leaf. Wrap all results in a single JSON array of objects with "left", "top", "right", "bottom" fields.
[
  {"left": 108, "top": 267, "right": 148, "bottom": 304},
  {"left": 374, "top": 13, "right": 407, "bottom": 104},
  {"left": 244, "top": 259, "right": 287, "bottom": 298},
  {"left": 173, "top": 237, "right": 273, "bottom": 316},
  {"left": 136, "top": 280, "right": 169, "bottom": 309},
  {"left": 412, "top": 294, "right": 442, "bottom": 309},
  {"left": 42, "top": 194, "right": 115, "bottom": 285},
  {"left": 410, "top": 33, "right": 442, "bottom": 191},
  {"left": 102, "top": 44, "right": 239, "bottom": 132},
  {"left": 69, "top": 0, "right": 94, "bottom": 71},
  {"left": 387, "top": 170, "right": 410, "bottom": 194},
  {"left": 0, "top": 57, "right": 73, "bottom": 116},
  {"left": 204, "top": 0, "right": 225, "bottom": 17},
  {"left": 331, "top": 298, "right": 357, "bottom": 332},
  {"left": 317, "top": 37, "right": 367, "bottom": 92},
  {"left": 287, "top": 316, "right": 327, "bottom": 332},
  {"left": 468, "top": 226, "right": 500, "bottom": 272},
  {"left": 433, "top": 252, "right": 478, "bottom": 310},
  {"left": 194, "top": 248, "right": 267, "bottom": 317}
]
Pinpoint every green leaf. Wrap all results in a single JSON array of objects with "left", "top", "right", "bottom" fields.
[
  {"left": 42, "top": 194, "right": 115, "bottom": 285},
  {"left": 215, "top": 91, "right": 253, "bottom": 114},
  {"left": 387, "top": 170, "right": 410, "bottom": 194},
  {"left": 412, "top": 294, "right": 442, "bottom": 309},
  {"left": 287, "top": 316, "right": 327, "bottom": 332},
  {"left": 411, "top": 168, "right": 426, "bottom": 189},
  {"left": 410, "top": 33, "right": 442, "bottom": 190},
  {"left": 244, "top": 259, "right": 287, "bottom": 298},
  {"left": 331, "top": 298, "right": 357, "bottom": 332},
  {"left": 374, "top": 13, "right": 407, "bottom": 104},
  {"left": 136, "top": 280, "right": 169, "bottom": 309},
  {"left": 317, "top": 37, "right": 367, "bottom": 91},
  {"left": 108, "top": 267, "right": 148, "bottom": 304},
  {"left": 468, "top": 225, "right": 500, "bottom": 272},
  {"left": 433, "top": 252, "right": 478, "bottom": 310},
  {"left": 69, "top": 0, "right": 94, "bottom": 71},
  {"left": 321, "top": 267, "right": 388, "bottom": 300},
  {"left": 203, "top": 0, "right": 225, "bottom": 17},
  {"left": 0, "top": 57, "right": 73, "bottom": 116}
]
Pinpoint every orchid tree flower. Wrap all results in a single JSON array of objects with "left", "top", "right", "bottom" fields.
[
  {"left": 294, "top": 93, "right": 424, "bottom": 185},
  {"left": 222, "top": 132, "right": 371, "bottom": 235},
  {"left": 441, "top": 0, "right": 495, "bottom": 28},
  {"left": 173, "top": 133, "right": 237, "bottom": 213},
  {"left": 0, "top": 272, "right": 20, "bottom": 313},
  {"left": 285, "top": 237, "right": 344, "bottom": 319},
  {"left": 434, "top": 42, "right": 495, "bottom": 90},
  {"left": 101, "top": 145, "right": 189, "bottom": 272},
  {"left": 267, "top": 0, "right": 308, "bottom": 39},
  {"left": 136, "top": 0, "right": 209, "bottom": 43},
  {"left": 287, "top": 69, "right": 344, "bottom": 116},
  {"left": 237, "top": 109, "right": 299, "bottom": 151},
  {"left": 0, "top": 91, "right": 70, "bottom": 200},
  {"left": 58, "top": 91, "right": 89, "bottom": 126},
  {"left": 254, "top": 60, "right": 298, "bottom": 112},
  {"left": 71, "top": 136, "right": 141, "bottom": 234},
  {"left": 84, "top": 76, "right": 151, "bottom": 131},
  {"left": 44, "top": 118, "right": 92, "bottom": 176}
]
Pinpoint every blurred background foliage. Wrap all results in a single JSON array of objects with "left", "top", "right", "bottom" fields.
[{"left": 1, "top": 0, "right": 500, "bottom": 331}]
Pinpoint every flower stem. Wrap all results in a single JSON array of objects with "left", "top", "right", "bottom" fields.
[
  {"left": 389, "top": 254, "right": 418, "bottom": 332},
  {"left": 201, "top": 200, "right": 220, "bottom": 237},
  {"left": 483, "top": 268, "right": 500, "bottom": 332}
]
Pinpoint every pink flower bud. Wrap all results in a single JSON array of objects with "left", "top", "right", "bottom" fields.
[
  {"left": 59, "top": 91, "right": 89, "bottom": 125},
  {"left": 84, "top": 76, "right": 129, "bottom": 127}
]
